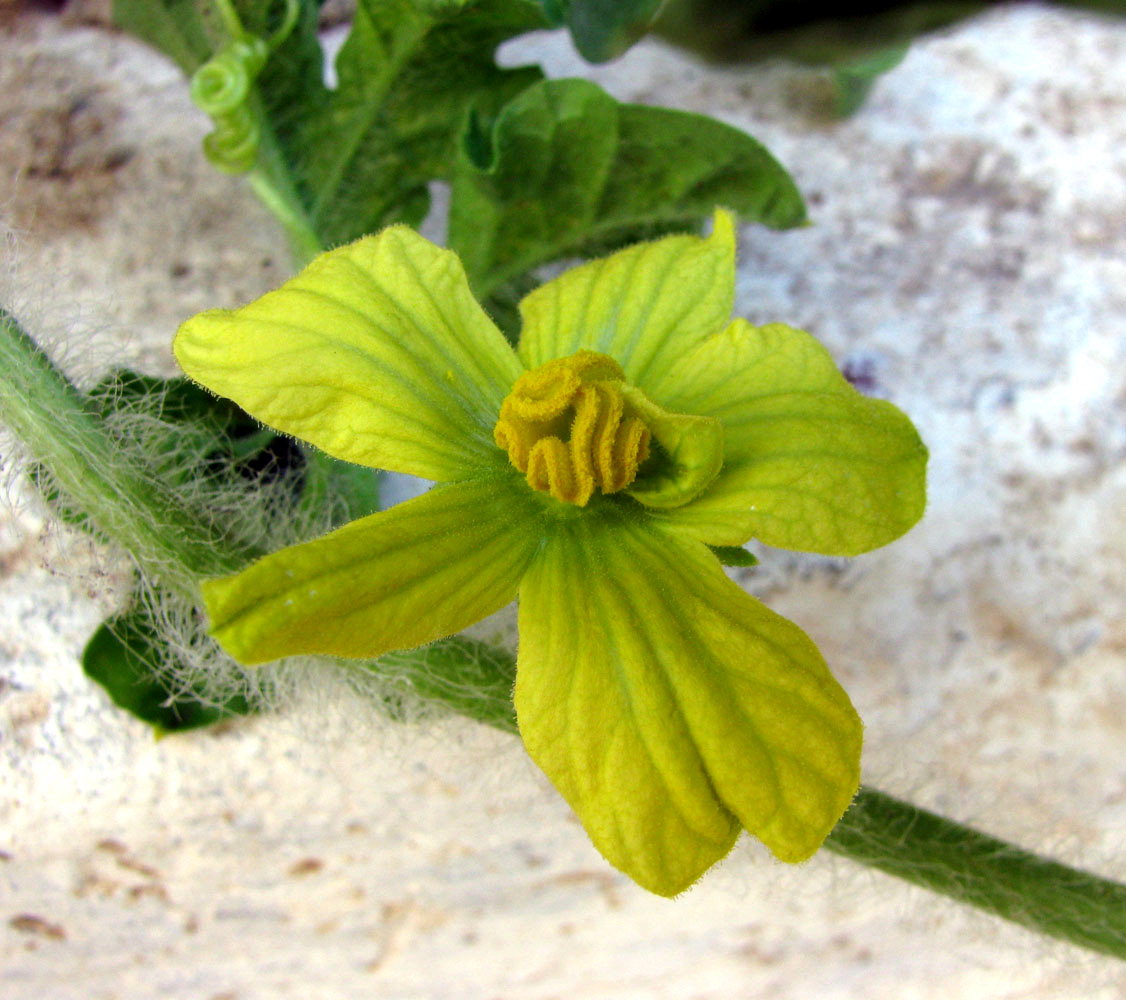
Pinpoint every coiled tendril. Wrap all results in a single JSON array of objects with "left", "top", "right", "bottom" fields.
[
  {"left": 190, "top": 38, "right": 269, "bottom": 174},
  {"left": 188, "top": 0, "right": 299, "bottom": 175}
]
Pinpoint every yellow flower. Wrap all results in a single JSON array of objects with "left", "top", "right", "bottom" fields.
[{"left": 174, "top": 212, "right": 927, "bottom": 895}]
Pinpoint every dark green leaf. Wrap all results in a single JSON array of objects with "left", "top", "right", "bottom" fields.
[
  {"left": 709, "top": 545, "right": 759, "bottom": 567},
  {"left": 252, "top": 1, "right": 328, "bottom": 138},
  {"left": 111, "top": 0, "right": 214, "bottom": 73},
  {"left": 553, "top": 0, "right": 664, "bottom": 62},
  {"left": 652, "top": 1, "right": 1126, "bottom": 66},
  {"left": 116, "top": 2, "right": 549, "bottom": 248},
  {"left": 287, "top": 0, "right": 547, "bottom": 244},
  {"left": 833, "top": 43, "right": 910, "bottom": 116},
  {"left": 86, "top": 370, "right": 303, "bottom": 489},
  {"left": 31, "top": 370, "right": 305, "bottom": 539},
  {"left": 83, "top": 599, "right": 254, "bottom": 734},
  {"left": 299, "top": 451, "right": 384, "bottom": 527},
  {"left": 448, "top": 77, "right": 806, "bottom": 302}
]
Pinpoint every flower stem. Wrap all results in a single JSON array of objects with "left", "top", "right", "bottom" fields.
[
  {"left": 826, "top": 786, "right": 1126, "bottom": 960},
  {"left": 0, "top": 307, "right": 253, "bottom": 598}
]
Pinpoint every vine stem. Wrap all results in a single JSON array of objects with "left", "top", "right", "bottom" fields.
[
  {"left": 2, "top": 311, "right": 1123, "bottom": 961},
  {"left": 0, "top": 308, "right": 253, "bottom": 599},
  {"left": 825, "top": 787, "right": 1126, "bottom": 959}
]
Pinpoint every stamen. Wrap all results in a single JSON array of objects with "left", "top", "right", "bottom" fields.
[
  {"left": 495, "top": 349, "right": 726, "bottom": 509},
  {"left": 495, "top": 350, "right": 650, "bottom": 506}
]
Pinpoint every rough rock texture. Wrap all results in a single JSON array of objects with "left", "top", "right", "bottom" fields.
[{"left": 2, "top": 5, "right": 1124, "bottom": 998}]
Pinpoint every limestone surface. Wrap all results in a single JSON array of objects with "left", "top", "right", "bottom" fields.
[{"left": 2, "top": 5, "right": 1124, "bottom": 998}]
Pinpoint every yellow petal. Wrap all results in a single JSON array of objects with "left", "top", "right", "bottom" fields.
[
  {"left": 175, "top": 226, "right": 522, "bottom": 482},
  {"left": 515, "top": 512, "right": 862, "bottom": 896},
  {"left": 650, "top": 320, "right": 928, "bottom": 554},
  {"left": 516, "top": 211, "right": 735, "bottom": 393},
  {"left": 203, "top": 476, "right": 539, "bottom": 664}
]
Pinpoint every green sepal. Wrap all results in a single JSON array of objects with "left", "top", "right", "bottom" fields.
[
  {"left": 449, "top": 77, "right": 806, "bottom": 303},
  {"left": 708, "top": 545, "right": 758, "bottom": 567},
  {"left": 83, "top": 595, "right": 255, "bottom": 735},
  {"left": 377, "top": 635, "right": 518, "bottom": 733}
]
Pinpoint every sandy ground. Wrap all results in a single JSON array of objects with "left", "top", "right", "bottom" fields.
[{"left": 1, "top": 4, "right": 1124, "bottom": 998}]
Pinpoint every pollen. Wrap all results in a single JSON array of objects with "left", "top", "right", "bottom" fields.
[{"left": 494, "top": 350, "right": 651, "bottom": 506}]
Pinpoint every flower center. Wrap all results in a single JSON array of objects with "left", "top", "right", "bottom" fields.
[
  {"left": 494, "top": 349, "right": 726, "bottom": 509},
  {"left": 494, "top": 350, "right": 650, "bottom": 506}
]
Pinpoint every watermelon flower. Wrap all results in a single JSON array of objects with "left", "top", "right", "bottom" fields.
[{"left": 173, "top": 212, "right": 927, "bottom": 896}]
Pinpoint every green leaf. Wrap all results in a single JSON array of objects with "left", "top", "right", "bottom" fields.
[
  {"left": 305, "top": 456, "right": 384, "bottom": 524},
  {"left": 83, "top": 598, "right": 254, "bottom": 734},
  {"left": 448, "top": 78, "right": 806, "bottom": 302},
  {"left": 833, "top": 43, "right": 909, "bottom": 116},
  {"left": 288, "top": 0, "right": 546, "bottom": 244},
  {"left": 116, "top": 2, "right": 547, "bottom": 248},
  {"left": 651, "top": 2, "right": 1126, "bottom": 67},
  {"left": 709, "top": 544, "right": 758, "bottom": 567},
  {"left": 252, "top": 1, "right": 328, "bottom": 135},
  {"left": 111, "top": 0, "right": 214, "bottom": 73},
  {"left": 546, "top": 0, "right": 665, "bottom": 62}
]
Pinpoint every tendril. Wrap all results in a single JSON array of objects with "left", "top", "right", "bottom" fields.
[{"left": 189, "top": 0, "right": 299, "bottom": 175}]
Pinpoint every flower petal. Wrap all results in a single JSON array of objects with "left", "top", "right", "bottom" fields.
[
  {"left": 175, "top": 226, "right": 523, "bottom": 482},
  {"left": 515, "top": 513, "right": 862, "bottom": 896},
  {"left": 516, "top": 211, "right": 735, "bottom": 392},
  {"left": 204, "top": 476, "right": 539, "bottom": 664},
  {"left": 650, "top": 320, "right": 927, "bottom": 553}
]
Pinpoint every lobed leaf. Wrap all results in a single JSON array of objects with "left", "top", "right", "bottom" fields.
[
  {"left": 449, "top": 78, "right": 806, "bottom": 302},
  {"left": 291, "top": 0, "right": 546, "bottom": 244}
]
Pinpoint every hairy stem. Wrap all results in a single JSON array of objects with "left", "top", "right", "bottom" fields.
[
  {"left": 0, "top": 308, "right": 252, "bottom": 598},
  {"left": 826, "top": 786, "right": 1126, "bottom": 960}
]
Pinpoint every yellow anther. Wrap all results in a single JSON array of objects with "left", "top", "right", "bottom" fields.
[{"left": 495, "top": 350, "right": 651, "bottom": 506}]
